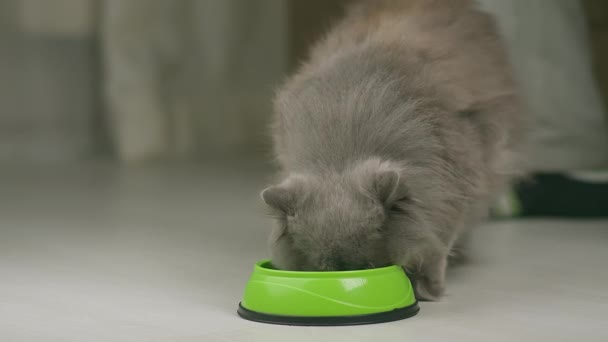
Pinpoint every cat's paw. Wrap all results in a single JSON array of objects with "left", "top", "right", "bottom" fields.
[
  {"left": 413, "top": 274, "right": 445, "bottom": 301},
  {"left": 410, "top": 254, "right": 447, "bottom": 301}
]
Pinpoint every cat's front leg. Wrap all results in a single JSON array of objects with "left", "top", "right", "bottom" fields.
[{"left": 411, "top": 253, "right": 448, "bottom": 301}]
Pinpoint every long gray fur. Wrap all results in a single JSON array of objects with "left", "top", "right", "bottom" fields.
[{"left": 261, "top": 0, "right": 524, "bottom": 300}]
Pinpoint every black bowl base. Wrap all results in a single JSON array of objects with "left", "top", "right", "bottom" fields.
[{"left": 237, "top": 302, "right": 419, "bottom": 326}]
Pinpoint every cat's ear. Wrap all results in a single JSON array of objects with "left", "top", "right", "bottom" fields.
[
  {"left": 373, "top": 169, "right": 403, "bottom": 204},
  {"left": 261, "top": 185, "right": 293, "bottom": 213},
  {"left": 262, "top": 175, "right": 308, "bottom": 214},
  {"left": 355, "top": 159, "right": 407, "bottom": 205}
]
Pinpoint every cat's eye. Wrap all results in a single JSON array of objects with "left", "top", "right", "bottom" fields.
[
  {"left": 390, "top": 205, "right": 408, "bottom": 215},
  {"left": 389, "top": 199, "right": 409, "bottom": 215},
  {"left": 458, "top": 109, "right": 479, "bottom": 119}
]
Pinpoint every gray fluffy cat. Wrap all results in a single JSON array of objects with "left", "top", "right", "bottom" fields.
[{"left": 261, "top": 0, "right": 523, "bottom": 300}]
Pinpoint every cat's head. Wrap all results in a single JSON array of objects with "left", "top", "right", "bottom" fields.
[{"left": 261, "top": 158, "right": 434, "bottom": 272}]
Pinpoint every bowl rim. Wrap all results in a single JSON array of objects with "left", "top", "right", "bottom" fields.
[{"left": 253, "top": 260, "right": 404, "bottom": 278}]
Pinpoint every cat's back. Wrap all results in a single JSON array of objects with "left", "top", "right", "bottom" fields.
[
  {"left": 308, "top": 0, "right": 477, "bottom": 63},
  {"left": 275, "top": 0, "right": 522, "bottom": 176},
  {"left": 302, "top": 0, "right": 516, "bottom": 111}
]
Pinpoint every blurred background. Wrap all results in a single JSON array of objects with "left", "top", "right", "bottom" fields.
[
  {"left": 0, "top": 1, "right": 607, "bottom": 341},
  {"left": 0, "top": 0, "right": 606, "bottom": 166}
]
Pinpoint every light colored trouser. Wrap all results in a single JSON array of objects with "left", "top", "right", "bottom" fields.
[{"left": 479, "top": 0, "right": 608, "bottom": 172}]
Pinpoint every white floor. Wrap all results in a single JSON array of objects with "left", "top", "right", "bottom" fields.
[{"left": 1, "top": 161, "right": 607, "bottom": 342}]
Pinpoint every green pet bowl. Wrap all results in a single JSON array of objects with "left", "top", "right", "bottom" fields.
[{"left": 237, "top": 260, "right": 419, "bottom": 326}]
